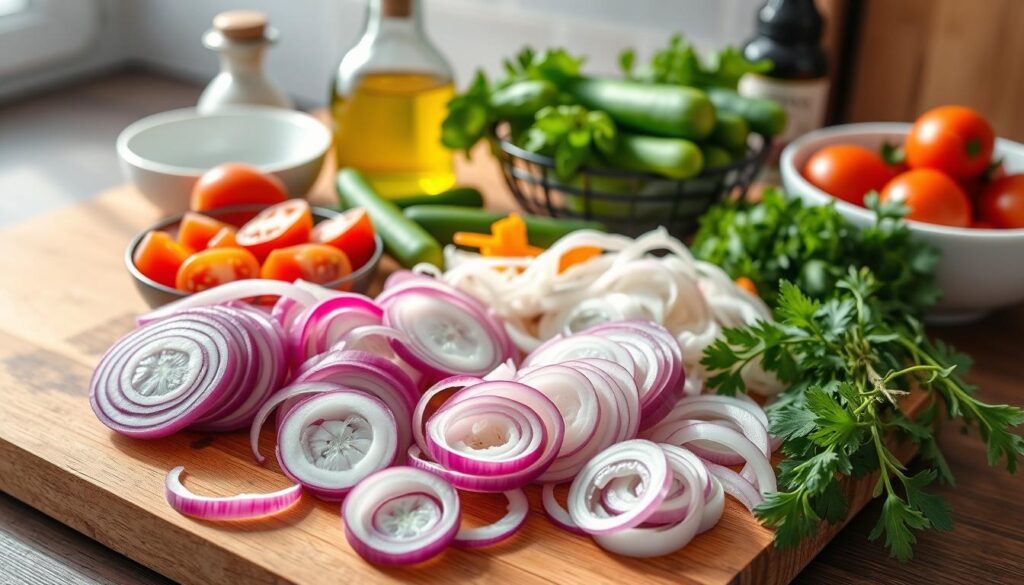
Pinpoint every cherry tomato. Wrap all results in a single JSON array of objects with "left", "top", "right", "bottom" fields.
[
  {"left": 175, "top": 248, "right": 260, "bottom": 293},
  {"left": 802, "top": 145, "right": 894, "bottom": 206},
  {"left": 978, "top": 174, "right": 1024, "bottom": 229},
  {"left": 133, "top": 231, "right": 190, "bottom": 288},
  {"left": 905, "top": 105, "right": 994, "bottom": 179},
  {"left": 310, "top": 208, "right": 377, "bottom": 269},
  {"left": 206, "top": 226, "right": 238, "bottom": 248},
  {"left": 190, "top": 163, "right": 288, "bottom": 223},
  {"left": 261, "top": 244, "right": 353, "bottom": 285},
  {"left": 880, "top": 169, "right": 972, "bottom": 228},
  {"left": 236, "top": 200, "right": 313, "bottom": 261},
  {"left": 177, "top": 212, "right": 230, "bottom": 251}
]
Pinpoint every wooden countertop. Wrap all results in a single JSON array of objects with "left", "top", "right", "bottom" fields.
[{"left": 0, "top": 70, "right": 1021, "bottom": 584}]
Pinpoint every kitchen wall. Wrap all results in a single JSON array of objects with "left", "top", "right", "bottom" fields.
[{"left": 123, "top": 0, "right": 765, "bottom": 107}]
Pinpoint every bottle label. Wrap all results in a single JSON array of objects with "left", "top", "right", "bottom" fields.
[{"left": 738, "top": 73, "right": 829, "bottom": 148}]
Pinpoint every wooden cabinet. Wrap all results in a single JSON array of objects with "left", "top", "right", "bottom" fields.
[{"left": 843, "top": 0, "right": 1024, "bottom": 140}]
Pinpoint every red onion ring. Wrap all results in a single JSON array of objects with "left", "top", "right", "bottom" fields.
[
  {"left": 164, "top": 466, "right": 301, "bottom": 520},
  {"left": 454, "top": 489, "right": 529, "bottom": 548},
  {"left": 540, "top": 483, "right": 586, "bottom": 535},
  {"left": 343, "top": 466, "right": 461, "bottom": 566},
  {"left": 138, "top": 279, "right": 317, "bottom": 326}
]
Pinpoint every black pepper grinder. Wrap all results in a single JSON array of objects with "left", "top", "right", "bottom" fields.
[{"left": 739, "top": 0, "right": 829, "bottom": 155}]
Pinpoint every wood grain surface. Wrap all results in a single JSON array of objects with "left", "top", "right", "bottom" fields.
[{"left": 1, "top": 70, "right": 1022, "bottom": 585}]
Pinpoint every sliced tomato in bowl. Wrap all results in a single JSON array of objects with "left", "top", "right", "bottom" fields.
[
  {"left": 236, "top": 199, "right": 313, "bottom": 261},
  {"left": 178, "top": 212, "right": 230, "bottom": 251},
  {"left": 133, "top": 230, "right": 190, "bottom": 288},
  {"left": 311, "top": 207, "right": 377, "bottom": 269},
  {"left": 261, "top": 243, "right": 353, "bottom": 286},
  {"left": 174, "top": 248, "right": 261, "bottom": 293}
]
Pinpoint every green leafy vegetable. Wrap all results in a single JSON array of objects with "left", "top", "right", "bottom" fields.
[
  {"left": 620, "top": 34, "right": 771, "bottom": 90},
  {"left": 522, "top": 105, "right": 617, "bottom": 179},
  {"left": 700, "top": 266, "right": 1024, "bottom": 561}
]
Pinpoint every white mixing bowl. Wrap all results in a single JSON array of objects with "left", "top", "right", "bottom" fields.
[
  {"left": 781, "top": 122, "right": 1024, "bottom": 322},
  {"left": 117, "top": 106, "right": 331, "bottom": 211}
]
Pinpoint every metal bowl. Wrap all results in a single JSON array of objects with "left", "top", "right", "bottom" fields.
[
  {"left": 491, "top": 125, "right": 770, "bottom": 238},
  {"left": 125, "top": 203, "right": 383, "bottom": 307}
]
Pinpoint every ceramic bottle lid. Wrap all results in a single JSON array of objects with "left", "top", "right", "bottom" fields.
[{"left": 212, "top": 10, "right": 267, "bottom": 42}]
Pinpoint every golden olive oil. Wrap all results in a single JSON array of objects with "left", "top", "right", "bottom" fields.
[{"left": 331, "top": 72, "right": 456, "bottom": 198}]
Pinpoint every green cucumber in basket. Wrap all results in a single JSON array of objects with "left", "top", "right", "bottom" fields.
[
  {"left": 610, "top": 133, "right": 704, "bottom": 179},
  {"left": 403, "top": 205, "right": 605, "bottom": 248},
  {"left": 567, "top": 77, "right": 715, "bottom": 141},
  {"left": 705, "top": 87, "right": 787, "bottom": 137},
  {"left": 709, "top": 110, "right": 750, "bottom": 152},
  {"left": 388, "top": 187, "right": 485, "bottom": 210},
  {"left": 701, "top": 144, "right": 734, "bottom": 169},
  {"left": 336, "top": 168, "right": 443, "bottom": 268},
  {"left": 489, "top": 79, "right": 559, "bottom": 119}
]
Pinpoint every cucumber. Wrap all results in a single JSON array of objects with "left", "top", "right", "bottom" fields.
[
  {"left": 403, "top": 205, "right": 605, "bottom": 248},
  {"left": 701, "top": 144, "right": 734, "bottom": 169},
  {"left": 489, "top": 80, "right": 558, "bottom": 119},
  {"left": 710, "top": 111, "right": 750, "bottom": 152},
  {"left": 611, "top": 133, "right": 704, "bottom": 179},
  {"left": 568, "top": 77, "right": 715, "bottom": 141},
  {"left": 706, "top": 87, "right": 787, "bottom": 137},
  {"left": 389, "top": 187, "right": 484, "bottom": 210},
  {"left": 335, "top": 169, "right": 443, "bottom": 268}
]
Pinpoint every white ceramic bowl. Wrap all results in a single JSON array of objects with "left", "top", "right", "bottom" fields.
[
  {"left": 117, "top": 106, "right": 331, "bottom": 211},
  {"left": 781, "top": 122, "right": 1024, "bottom": 322}
]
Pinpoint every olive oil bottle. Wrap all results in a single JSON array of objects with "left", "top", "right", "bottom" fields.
[{"left": 331, "top": 0, "right": 456, "bottom": 198}]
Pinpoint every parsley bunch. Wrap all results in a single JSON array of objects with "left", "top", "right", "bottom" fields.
[{"left": 697, "top": 196, "right": 1024, "bottom": 562}]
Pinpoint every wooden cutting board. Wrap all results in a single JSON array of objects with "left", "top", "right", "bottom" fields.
[{"left": 0, "top": 151, "right": 924, "bottom": 585}]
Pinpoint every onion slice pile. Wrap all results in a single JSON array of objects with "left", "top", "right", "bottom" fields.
[
  {"left": 343, "top": 466, "right": 461, "bottom": 565},
  {"left": 164, "top": 466, "right": 301, "bottom": 520}
]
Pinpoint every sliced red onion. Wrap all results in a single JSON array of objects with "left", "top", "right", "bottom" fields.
[
  {"left": 293, "top": 294, "right": 383, "bottom": 361},
  {"left": 699, "top": 475, "right": 725, "bottom": 533},
  {"left": 703, "top": 460, "right": 762, "bottom": 511},
  {"left": 329, "top": 325, "right": 423, "bottom": 386},
  {"left": 483, "top": 359, "right": 518, "bottom": 381},
  {"left": 644, "top": 395, "right": 771, "bottom": 465},
  {"left": 454, "top": 489, "right": 528, "bottom": 548},
  {"left": 524, "top": 335, "right": 637, "bottom": 381},
  {"left": 90, "top": 312, "right": 238, "bottom": 438},
  {"left": 412, "top": 376, "right": 484, "bottom": 455},
  {"left": 568, "top": 440, "right": 671, "bottom": 535},
  {"left": 515, "top": 365, "right": 598, "bottom": 459},
  {"left": 568, "top": 358, "right": 641, "bottom": 442},
  {"left": 249, "top": 382, "right": 347, "bottom": 463},
  {"left": 294, "top": 351, "right": 418, "bottom": 455},
  {"left": 276, "top": 388, "right": 398, "bottom": 500},
  {"left": 657, "top": 421, "right": 777, "bottom": 494},
  {"left": 591, "top": 443, "right": 705, "bottom": 557},
  {"left": 164, "top": 466, "right": 301, "bottom": 520},
  {"left": 343, "top": 466, "right": 461, "bottom": 566},
  {"left": 382, "top": 289, "right": 512, "bottom": 379},
  {"left": 138, "top": 279, "right": 317, "bottom": 326},
  {"left": 541, "top": 483, "right": 586, "bottom": 535}
]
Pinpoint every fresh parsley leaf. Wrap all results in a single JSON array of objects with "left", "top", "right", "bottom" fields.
[
  {"left": 811, "top": 478, "right": 849, "bottom": 523},
  {"left": 869, "top": 494, "right": 930, "bottom": 562},
  {"left": 755, "top": 490, "right": 820, "bottom": 548},
  {"left": 806, "top": 386, "right": 862, "bottom": 448},
  {"left": 901, "top": 469, "right": 953, "bottom": 531},
  {"left": 522, "top": 106, "right": 618, "bottom": 179}
]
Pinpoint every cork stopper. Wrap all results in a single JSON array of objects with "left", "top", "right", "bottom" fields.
[
  {"left": 212, "top": 10, "right": 267, "bottom": 42},
  {"left": 382, "top": 0, "right": 412, "bottom": 18}
]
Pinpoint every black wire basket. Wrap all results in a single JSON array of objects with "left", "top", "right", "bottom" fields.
[{"left": 491, "top": 125, "right": 770, "bottom": 238}]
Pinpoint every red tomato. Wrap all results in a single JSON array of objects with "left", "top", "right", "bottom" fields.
[
  {"left": 905, "top": 105, "right": 994, "bottom": 179},
  {"left": 133, "top": 231, "right": 190, "bottom": 288},
  {"left": 177, "top": 212, "right": 229, "bottom": 251},
  {"left": 190, "top": 163, "right": 288, "bottom": 223},
  {"left": 880, "top": 169, "right": 972, "bottom": 228},
  {"left": 175, "top": 248, "right": 261, "bottom": 293},
  {"left": 235, "top": 200, "right": 313, "bottom": 261},
  {"left": 261, "top": 244, "right": 353, "bottom": 285},
  {"left": 311, "top": 208, "right": 377, "bottom": 269},
  {"left": 978, "top": 174, "right": 1024, "bottom": 229},
  {"left": 207, "top": 226, "right": 238, "bottom": 248},
  {"left": 802, "top": 145, "right": 894, "bottom": 206}
]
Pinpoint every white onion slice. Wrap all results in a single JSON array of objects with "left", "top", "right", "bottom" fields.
[{"left": 138, "top": 279, "right": 317, "bottom": 326}]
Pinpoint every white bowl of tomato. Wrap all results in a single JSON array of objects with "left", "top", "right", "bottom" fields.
[
  {"left": 117, "top": 106, "right": 331, "bottom": 211},
  {"left": 781, "top": 115, "right": 1024, "bottom": 322}
]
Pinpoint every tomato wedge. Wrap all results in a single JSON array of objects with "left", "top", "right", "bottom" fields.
[
  {"left": 175, "top": 248, "right": 261, "bottom": 293},
  {"left": 207, "top": 226, "right": 239, "bottom": 248},
  {"left": 133, "top": 230, "right": 190, "bottom": 288},
  {"left": 236, "top": 200, "right": 313, "bottom": 261},
  {"left": 178, "top": 212, "right": 230, "bottom": 251},
  {"left": 310, "top": 208, "right": 377, "bottom": 269},
  {"left": 261, "top": 244, "right": 353, "bottom": 285}
]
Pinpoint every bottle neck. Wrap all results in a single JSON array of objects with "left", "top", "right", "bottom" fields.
[
  {"left": 366, "top": 0, "right": 423, "bottom": 36},
  {"left": 217, "top": 43, "right": 268, "bottom": 75}
]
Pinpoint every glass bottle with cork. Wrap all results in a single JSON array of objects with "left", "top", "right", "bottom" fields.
[
  {"left": 739, "top": 0, "right": 829, "bottom": 155},
  {"left": 330, "top": 0, "right": 456, "bottom": 198}
]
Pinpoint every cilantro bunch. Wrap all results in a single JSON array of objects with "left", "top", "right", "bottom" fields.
[
  {"left": 696, "top": 194, "right": 1024, "bottom": 561},
  {"left": 619, "top": 34, "right": 771, "bottom": 90}
]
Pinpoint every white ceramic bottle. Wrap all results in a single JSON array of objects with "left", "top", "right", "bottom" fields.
[{"left": 197, "top": 11, "right": 294, "bottom": 114}]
